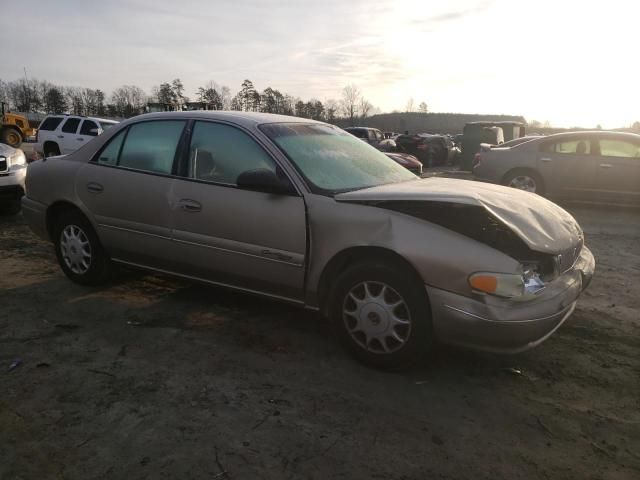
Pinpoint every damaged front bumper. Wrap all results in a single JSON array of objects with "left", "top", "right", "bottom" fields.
[{"left": 427, "top": 245, "right": 595, "bottom": 353}]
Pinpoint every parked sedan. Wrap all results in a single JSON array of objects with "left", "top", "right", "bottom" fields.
[
  {"left": 384, "top": 152, "right": 423, "bottom": 176},
  {"left": 473, "top": 131, "right": 640, "bottom": 205},
  {"left": 22, "top": 112, "right": 594, "bottom": 368}
]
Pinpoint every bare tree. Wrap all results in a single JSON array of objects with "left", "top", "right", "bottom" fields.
[
  {"left": 111, "top": 85, "right": 147, "bottom": 117},
  {"left": 324, "top": 99, "right": 339, "bottom": 123},
  {"left": 359, "top": 98, "right": 373, "bottom": 120},
  {"left": 418, "top": 102, "right": 428, "bottom": 113},
  {"left": 405, "top": 97, "right": 415, "bottom": 113},
  {"left": 341, "top": 85, "right": 361, "bottom": 125}
]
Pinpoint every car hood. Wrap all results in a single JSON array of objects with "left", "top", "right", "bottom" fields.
[{"left": 335, "top": 177, "right": 582, "bottom": 254}]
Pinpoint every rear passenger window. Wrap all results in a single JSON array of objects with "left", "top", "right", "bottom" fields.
[
  {"left": 80, "top": 120, "right": 99, "bottom": 136},
  {"left": 544, "top": 139, "right": 591, "bottom": 155},
  {"left": 96, "top": 130, "right": 125, "bottom": 166},
  {"left": 186, "top": 121, "right": 276, "bottom": 185},
  {"left": 118, "top": 121, "right": 185, "bottom": 174},
  {"left": 39, "top": 117, "right": 64, "bottom": 131},
  {"left": 61, "top": 118, "right": 81, "bottom": 134}
]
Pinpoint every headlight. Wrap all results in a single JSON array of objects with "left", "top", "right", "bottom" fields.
[
  {"left": 469, "top": 267, "right": 545, "bottom": 299},
  {"left": 10, "top": 151, "right": 26, "bottom": 167}
]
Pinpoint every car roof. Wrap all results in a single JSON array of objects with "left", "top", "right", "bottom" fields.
[
  {"left": 542, "top": 130, "right": 640, "bottom": 141},
  {"left": 42, "top": 114, "right": 119, "bottom": 123},
  {"left": 126, "top": 111, "right": 319, "bottom": 129}
]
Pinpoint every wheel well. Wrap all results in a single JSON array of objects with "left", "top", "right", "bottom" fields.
[
  {"left": 46, "top": 201, "right": 86, "bottom": 240},
  {"left": 317, "top": 246, "right": 425, "bottom": 317},
  {"left": 43, "top": 140, "right": 59, "bottom": 152}
]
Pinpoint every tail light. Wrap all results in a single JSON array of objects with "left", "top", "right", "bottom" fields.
[
  {"left": 416, "top": 143, "right": 429, "bottom": 151},
  {"left": 473, "top": 153, "right": 481, "bottom": 167}
]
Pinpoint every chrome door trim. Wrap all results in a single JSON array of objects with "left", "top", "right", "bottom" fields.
[
  {"left": 171, "top": 235, "right": 304, "bottom": 268},
  {"left": 110, "top": 258, "right": 305, "bottom": 306},
  {"left": 97, "top": 223, "right": 173, "bottom": 241}
]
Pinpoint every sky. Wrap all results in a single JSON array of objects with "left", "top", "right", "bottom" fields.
[{"left": 1, "top": 0, "right": 638, "bottom": 128}]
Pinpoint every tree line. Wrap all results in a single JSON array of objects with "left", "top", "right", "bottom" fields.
[{"left": 0, "top": 76, "right": 382, "bottom": 125}]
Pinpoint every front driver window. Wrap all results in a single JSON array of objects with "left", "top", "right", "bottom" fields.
[
  {"left": 599, "top": 139, "right": 640, "bottom": 158},
  {"left": 187, "top": 121, "right": 277, "bottom": 185}
]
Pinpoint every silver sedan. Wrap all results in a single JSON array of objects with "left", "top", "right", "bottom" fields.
[
  {"left": 22, "top": 112, "right": 594, "bottom": 368},
  {"left": 473, "top": 131, "right": 640, "bottom": 205}
]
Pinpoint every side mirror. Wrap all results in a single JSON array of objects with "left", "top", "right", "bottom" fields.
[
  {"left": 236, "top": 168, "right": 295, "bottom": 195},
  {"left": 89, "top": 128, "right": 100, "bottom": 136}
]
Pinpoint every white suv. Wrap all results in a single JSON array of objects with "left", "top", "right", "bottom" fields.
[
  {"left": 0, "top": 143, "right": 27, "bottom": 215},
  {"left": 37, "top": 115, "right": 119, "bottom": 157}
]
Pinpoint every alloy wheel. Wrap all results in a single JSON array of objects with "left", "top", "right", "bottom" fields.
[
  {"left": 508, "top": 175, "right": 537, "bottom": 192},
  {"left": 60, "top": 224, "right": 92, "bottom": 274},
  {"left": 343, "top": 281, "right": 412, "bottom": 354}
]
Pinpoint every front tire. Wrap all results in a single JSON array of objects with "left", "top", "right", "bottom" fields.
[
  {"left": 1, "top": 128, "right": 22, "bottom": 148},
  {"left": 329, "top": 261, "right": 432, "bottom": 369},
  {"left": 0, "top": 199, "right": 21, "bottom": 216},
  {"left": 53, "top": 209, "right": 112, "bottom": 285}
]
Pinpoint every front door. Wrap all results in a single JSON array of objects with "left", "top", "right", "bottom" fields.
[
  {"left": 537, "top": 135, "right": 596, "bottom": 199},
  {"left": 169, "top": 120, "right": 307, "bottom": 301},
  {"left": 76, "top": 120, "right": 187, "bottom": 269}
]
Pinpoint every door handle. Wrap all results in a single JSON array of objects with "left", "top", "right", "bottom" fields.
[
  {"left": 178, "top": 199, "right": 202, "bottom": 212},
  {"left": 599, "top": 163, "right": 613, "bottom": 168},
  {"left": 86, "top": 182, "right": 103, "bottom": 193},
  {"left": 77, "top": 138, "right": 84, "bottom": 141},
  {"left": 57, "top": 135, "right": 64, "bottom": 139},
  {"left": 540, "top": 157, "right": 553, "bottom": 162}
]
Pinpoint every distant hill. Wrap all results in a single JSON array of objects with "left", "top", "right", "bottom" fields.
[{"left": 334, "top": 112, "right": 526, "bottom": 134}]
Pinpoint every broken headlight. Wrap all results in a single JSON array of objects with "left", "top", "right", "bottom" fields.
[{"left": 469, "top": 264, "right": 546, "bottom": 300}]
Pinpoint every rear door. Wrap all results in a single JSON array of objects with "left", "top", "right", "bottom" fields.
[
  {"left": 76, "top": 120, "right": 187, "bottom": 269},
  {"left": 537, "top": 135, "right": 596, "bottom": 199},
  {"left": 59, "top": 117, "right": 82, "bottom": 154},
  {"left": 592, "top": 136, "right": 640, "bottom": 204},
  {"left": 169, "top": 120, "right": 307, "bottom": 301}
]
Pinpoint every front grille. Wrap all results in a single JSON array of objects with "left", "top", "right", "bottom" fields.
[{"left": 0, "top": 156, "right": 7, "bottom": 173}]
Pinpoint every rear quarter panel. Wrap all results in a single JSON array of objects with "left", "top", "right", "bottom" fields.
[{"left": 474, "top": 144, "right": 539, "bottom": 182}]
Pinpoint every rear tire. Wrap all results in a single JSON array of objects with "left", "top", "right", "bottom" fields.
[
  {"left": 503, "top": 169, "right": 545, "bottom": 195},
  {"left": 53, "top": 209, "right": 112, "bottom": 285},
  {"left": 1, "top": 128, "right": 22, "bottom": 148},
  {"left": 44, "top": 142, "right": 60, "bottom": 157},
  {"left": 328, "top": 261, "right": 432, "bottom": 369}
]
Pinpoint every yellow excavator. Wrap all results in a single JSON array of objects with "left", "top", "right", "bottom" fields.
[{"left": 1, "top": 102, "right": 35, "bottom": 148}]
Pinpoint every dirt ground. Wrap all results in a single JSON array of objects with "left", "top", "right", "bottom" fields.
[{"left": 1, "top": 205, "right": 639, "bottom": 480}]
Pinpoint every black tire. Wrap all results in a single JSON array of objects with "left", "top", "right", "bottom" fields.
[
  {"left": 44, "top": 142, "right": 60, "bottom": 157},
  {"left": 0, "top": 199, "right": 21, "bottom": 216},
  {"left": 503, "top": 169, "right": 545, "bottom": 196},
  {"left": 1, "top": 128, "right": 22, "bottom": 148},
  {"left": 328, "top": 261, "right": 432, "bottom": 369},
  {"left": 52, "top": 209, "right": 112, "bottom": 285}
]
